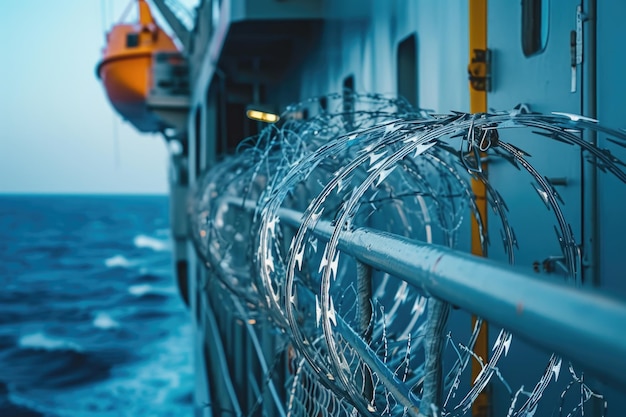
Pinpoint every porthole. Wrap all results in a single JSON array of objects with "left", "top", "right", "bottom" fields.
[{"left": 522, "top": 0, "right": 550, "bottom": 56}]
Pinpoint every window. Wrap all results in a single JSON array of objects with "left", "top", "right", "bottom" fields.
[
  {"left": 126, "top": 33, "right": 139, "bottom": 48},
  {"left": 343, "top": 75, "right": 355, "bottom": 129},
  {"left": 319, "top": 96, "right": 328, "bottom": 112},
  {"left": 522, "top": 0, "right": 549, "bottom": 56},
  {"left": 397, "top": 33, "right": 418, "bottom": 107}
]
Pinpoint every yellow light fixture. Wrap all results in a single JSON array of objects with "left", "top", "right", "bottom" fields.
[{"left": 246, "top": 105, "right": 280, "bottom": 123}]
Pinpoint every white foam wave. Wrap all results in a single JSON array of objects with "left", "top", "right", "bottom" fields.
[
  {"left": 128, "top": 284, "right": 176, "bottom": 297},
  {"left": 104, "top": 254, "right": 133, "bottom": 268},
  {"left": 93, "top": 312, "right": 121, "bottom": 330},
  {"left": 128, "top": 284, "right": 154, "bottom": 296},
  {"left": 35, "top": 320, "right": 193, "bottom": 415},
  {"left": 19, "top": 332, "right": 82, "bottom": 352},
  {"left": 133, "top": 234, "right": 170, "bottom": 252}
]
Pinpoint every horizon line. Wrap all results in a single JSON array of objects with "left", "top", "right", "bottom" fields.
[{"left": 0, "top": 191, "right": 168, "bottom": 197}]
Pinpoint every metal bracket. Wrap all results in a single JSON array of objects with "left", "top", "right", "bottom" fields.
[
  {"left": 468, "top": 48, "right": 491, "bottom": 92},
  {"left": 509, "top": 103, "right": 532, "bottom": 116},
  {"left": 571, "top": 5, "right": 586, "bottom": 92},
  {"left": 537, "top": 256, "right": 569, "bottom": 275}
]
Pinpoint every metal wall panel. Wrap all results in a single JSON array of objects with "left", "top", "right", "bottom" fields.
[{"left": 593, "top": 0, "right": 626, "bottom": 412}]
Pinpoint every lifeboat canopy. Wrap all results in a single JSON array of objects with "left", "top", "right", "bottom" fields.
[{"left": 96, "top": 0, "right": 180, "bottom": 133}]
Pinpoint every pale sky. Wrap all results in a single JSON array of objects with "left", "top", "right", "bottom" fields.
[{"left": 0, "top": 1, "right": 197, "bottom": 194}]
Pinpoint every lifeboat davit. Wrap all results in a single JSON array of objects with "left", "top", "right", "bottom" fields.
[{"left": 96, "top": 0, "right": 179, "bottom": 133}]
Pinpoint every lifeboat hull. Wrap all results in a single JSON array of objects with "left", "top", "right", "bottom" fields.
[{"left": 98, "top": 53, "right": 166, "bottom": 133}]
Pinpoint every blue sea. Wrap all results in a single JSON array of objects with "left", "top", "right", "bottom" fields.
[{"left": 0, "top": 195, "right": 192, "bottom": 416}]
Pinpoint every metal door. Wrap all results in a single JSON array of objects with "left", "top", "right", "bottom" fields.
[{"left": 486, "top": 1, "right": 596, "bottom": 415}]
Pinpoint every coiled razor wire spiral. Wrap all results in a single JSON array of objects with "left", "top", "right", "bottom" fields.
[{"left": 189, "top": 93, "right": 626, "bottom": 417}]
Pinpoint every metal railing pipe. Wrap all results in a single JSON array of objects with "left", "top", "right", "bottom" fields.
[{"left": 274, "top": 207, "right": 626, "bottom": 390}]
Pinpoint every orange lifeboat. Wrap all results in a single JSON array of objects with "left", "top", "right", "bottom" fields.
[{"left": 96, "top": 0, "right": 179, "bottom": 133}]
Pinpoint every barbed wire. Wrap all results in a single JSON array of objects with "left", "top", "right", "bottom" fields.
[{"left": 189, "top": 93, "right": 626, "bottom": 417}]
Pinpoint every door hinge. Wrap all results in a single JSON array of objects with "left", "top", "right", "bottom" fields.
[
  {"left": 576, "top": 5, "right": 584, "bottom": 65},
  {"left": 468, "top": 48, "right": 491, "bottom": 92},
  {"left": 571, "top": 5, "right": 586, "bottom": 92}
]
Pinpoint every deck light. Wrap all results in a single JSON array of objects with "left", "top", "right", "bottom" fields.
[{"left": 246, "top": 104, "right": 280, "bottom": 123}]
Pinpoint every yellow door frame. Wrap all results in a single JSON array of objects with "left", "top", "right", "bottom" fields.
[{"left": 469, "top": 1, "right": 489, "bottom": 416}]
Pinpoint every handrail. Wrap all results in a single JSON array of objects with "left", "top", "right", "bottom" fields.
[
  {"left": 225, "top": 197, "right": 626, "bottom": 390},
  {"left": 276, "top": 206, "right": 626, "bottom": 389}
]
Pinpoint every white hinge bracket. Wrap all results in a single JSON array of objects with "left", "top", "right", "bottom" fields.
[{"left": 571, "top": 5, "right": 586, "bottom": 92}]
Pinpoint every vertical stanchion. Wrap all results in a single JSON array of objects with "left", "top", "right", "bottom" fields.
[{"left": 356, "top": 261, "right": 375, "bottom": 409}]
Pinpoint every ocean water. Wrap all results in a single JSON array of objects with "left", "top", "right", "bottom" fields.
[{"left": 0, "top": 195, "right": 192, "bottom": 416}]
